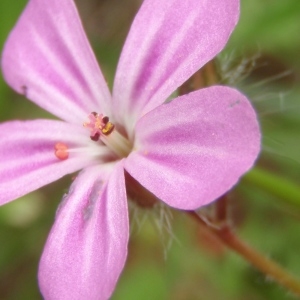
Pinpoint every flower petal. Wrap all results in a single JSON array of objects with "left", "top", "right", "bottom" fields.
[
  {"left": 0, "top": 120, "right": 96, "bottom": 205},
  {"left": 113, "top": 0, "right": 239, "bottom": 130},
  {"left": 125, "top": 86, "right": 260, "bottom": 210},
  {"left": 39, "top": 162, "right": 128, "bottom": 300},
  {"left": 1, "top": 0, "right": 111, "bottom": 124}
]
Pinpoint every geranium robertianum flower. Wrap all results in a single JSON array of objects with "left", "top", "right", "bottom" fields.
[{"left": 0, "top": 0, "right": 260, "bottom": 299}]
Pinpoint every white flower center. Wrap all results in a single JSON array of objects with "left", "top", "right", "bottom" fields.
[{"left": 54, "top": 112, "right": 132, "bottom": 161}]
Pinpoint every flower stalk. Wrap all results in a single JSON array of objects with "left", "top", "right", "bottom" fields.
[{"left": 189, "top": 210, "right": 300, "bottom": 297}]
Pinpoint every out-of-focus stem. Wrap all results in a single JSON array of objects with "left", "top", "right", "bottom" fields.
[
  {"left": 189, "top": 211, "right": 300, "bottom": 297},
  {"left": 214, "top": 194, "right": 228, "bottom": 224}
]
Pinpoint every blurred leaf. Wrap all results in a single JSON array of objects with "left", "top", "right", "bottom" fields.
[
  {"left": 242, "top": 166, "right": 300, "bottom": 208},
  {"left": 229, "top": 0, "right": 300, "bottom": 66},
  {"left": 0, "top": 0, "right": 27, "bottom": 117}
]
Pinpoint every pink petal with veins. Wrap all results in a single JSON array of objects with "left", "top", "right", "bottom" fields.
[
  {"left": 39, "top": 162, "right": 128, "bottom": 300},
  {"left": 113, "top": 0, "right": 239, "bottom": 131},
  {"left": 1, "top": 0, "right": 112, "bottom": 124},
  {"left": 126, "top": 86, "right": 260, "bottom": 210},
  {"left": 0, "top": 119, "right": 95, "bottom": 205}
]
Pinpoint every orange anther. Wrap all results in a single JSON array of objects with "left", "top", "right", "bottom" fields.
[
  {"left": 101, "top": 122, "right": 115, "bottom": 135},
  {"left": 54, "top": 142, "right": 69, "bottom": 160}
]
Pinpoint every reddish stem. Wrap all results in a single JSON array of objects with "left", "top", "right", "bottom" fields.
[{"left": 189, "top": 211, "right": 300, "bottom": 297}]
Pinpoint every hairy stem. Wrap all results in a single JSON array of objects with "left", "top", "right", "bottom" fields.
[
  {"left": 189, "top": 211, "right": 300, "bottom": 297},
  {"left": 214, "top": 194, "right": 228, "bottom": 224}
]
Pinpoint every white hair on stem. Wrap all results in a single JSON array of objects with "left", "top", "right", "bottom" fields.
[{"left": 128, "top": 200, "right": 181, "bottom": 259}]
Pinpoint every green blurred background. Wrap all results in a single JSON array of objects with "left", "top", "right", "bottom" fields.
[{"left": 0, "top": 0, "right": 299, "bottom": 299}]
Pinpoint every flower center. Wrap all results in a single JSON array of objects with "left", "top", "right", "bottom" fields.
[
  {"left": 54, "top": 112, "right": 132, "bottom": 161},
  {"left": 83, "top": 112, "right": 132, "bottom": 158}
]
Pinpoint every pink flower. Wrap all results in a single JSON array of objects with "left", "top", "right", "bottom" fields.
[{"left": 0, "top": 0, "right": 260, "bottom": 299}]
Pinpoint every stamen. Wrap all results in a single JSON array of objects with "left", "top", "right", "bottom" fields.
[
  {"left": 91, "top": 132, "right": 100, "bottom": 141},
  {"left": 67, "top": 145, "right": 112, "bottom": 157},
  {"left": 54, "top": 142, "right": 69, "bottom": 160},
  {"left": 83, "top": 112, "right": 114, "bottom": 141},
  {"left": 102, "top": 122, "right": 115, "bottom": 135},
  {"left": 83, "top": 112, "right": 132, "bottom": 158},
  {"left": 101, "top": 130, "right": 132, "bottom": 158}
]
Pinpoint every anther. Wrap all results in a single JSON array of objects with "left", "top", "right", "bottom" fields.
[
  {"left": 102, "top": 116, "right": 109, "bottom": 124},
  {"left": 54, "top": 142, "right": 69, "bottom": 160},
  {"left": 90, "top": 132, "right": 100, "bottom": 142},
  {"left": 102, "top": 122, "right": 115, "bottom": 135},
  {"left": 83, "top": 112, "right": 115, "bottom": 140}
]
